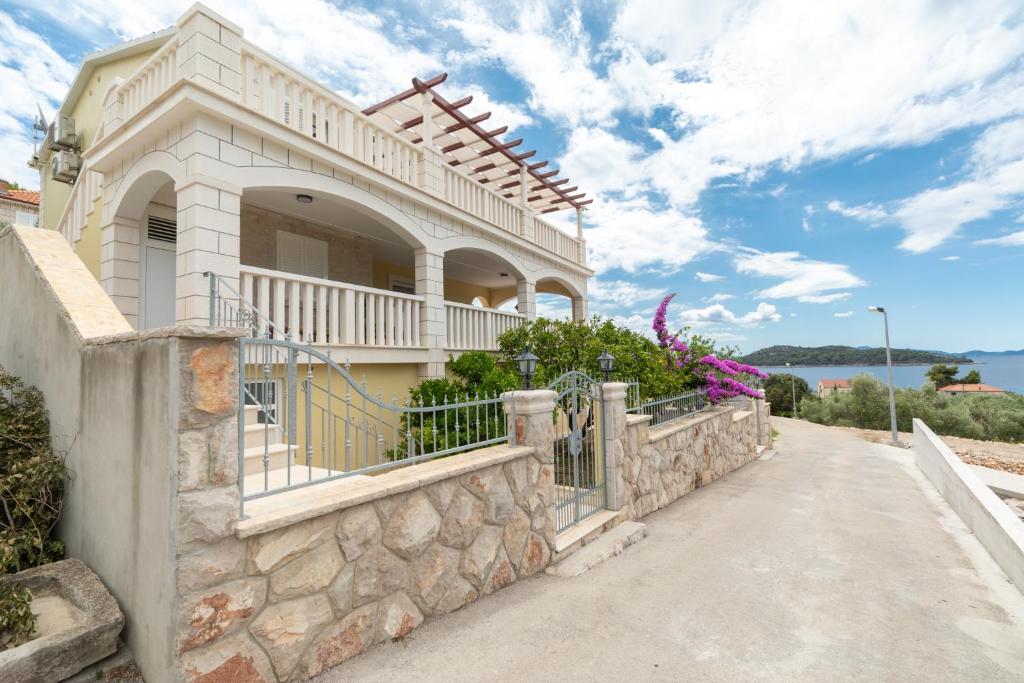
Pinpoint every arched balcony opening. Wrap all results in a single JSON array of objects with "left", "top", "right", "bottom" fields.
[{"left": 443, "top": 247, "right": 526, "bottom": 351}]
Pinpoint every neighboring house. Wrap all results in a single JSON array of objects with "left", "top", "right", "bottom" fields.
[
  {"left": 938, "top": 383, "right": 1006, "bottom": 397},
  {"left": 0, "top": 182, "right": 39, "bottom": 226},
  {"left": 30, "top": 4, "right": 592, "bottom": 396},
  {"left": 818, "top": 378, "right": 851, "bottom": 398}
]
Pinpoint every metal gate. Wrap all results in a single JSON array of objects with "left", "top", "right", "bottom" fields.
[{"left": 548, "top": 371, "right": 606, "bottom": 533}]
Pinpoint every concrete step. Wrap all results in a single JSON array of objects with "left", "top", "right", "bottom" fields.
[
  {"left": 244, "top": 422, "right": 283, "bottom": 449},
  {"left": 243, "top": 443, "right": 293, "bottom": 475},
  {"left": 546, "top": 521, "right": 647, "bottom": 578},
  {"left": 244, "top": 404, "right": 261, "bottom": 426}
]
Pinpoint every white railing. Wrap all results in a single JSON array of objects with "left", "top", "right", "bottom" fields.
[
  {"left": 240, "top": 266, "right": 423, "bottom": 347},
  {"left": 533, "top": 216, "right": 581, "bottom": 263},
  {"left": 55, "top": 167, "right": 101, "bottom": 245},
  {"left": 239, "top": 45, "right": 419, "bottom": 185},
  {"left": 445, "top": 302, "right": 524, "bottom": 351},
  {"left": 444, "top": 167, "right": 522, "bottom": 236},
  {"left": 116, "top": 37, "right": 179, "bottom": 125}
]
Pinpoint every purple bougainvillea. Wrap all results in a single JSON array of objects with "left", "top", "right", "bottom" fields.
[{"left": 654, "top": 293, "right": 766, "bottom": 403}]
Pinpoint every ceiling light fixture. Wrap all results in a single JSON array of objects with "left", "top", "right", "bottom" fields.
[{"left": 296, "top": 194, "right": 313, "bottom": 204}]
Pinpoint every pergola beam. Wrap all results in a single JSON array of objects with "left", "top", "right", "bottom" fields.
[{"left": 362, "top": 72, "right": 447, "bottom": 115}]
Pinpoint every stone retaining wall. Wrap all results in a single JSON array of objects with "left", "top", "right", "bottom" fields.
[
  {"left": 176, "top": 439, "right": 554, "bottom": 681},
  {"left": 610, "top": 392, "right": 770, "bottom": 522}
]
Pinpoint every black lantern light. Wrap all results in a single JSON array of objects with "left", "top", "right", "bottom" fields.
[
  {"left": 516, "top": 347, "right": 539, "bottom": 389},
  {"left": 597, "top": 350, "right": 615, "bottom": 382}
]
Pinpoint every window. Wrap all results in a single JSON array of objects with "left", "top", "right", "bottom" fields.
[
  {"left": 277, "top": 231, "right": 328, "bottom": 279},
  {"left": 388, "top": 275, "right": 416, "bottom": 295}
]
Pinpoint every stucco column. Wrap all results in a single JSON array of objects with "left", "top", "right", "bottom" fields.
[
  {"left": 601, "top": 382, "right": 628, "bottom": 511},
  {"left": 572, "top": 295, "right": 588, "bottom": 322},
  {"left": 504, "top": 389, "right": 557, "bottom": 549},
  {"left": 416, "top": 247, "right": 446, "bottom": 377},
  {"left": 99, "top": 216, "right": 141, "bottom": 327},
  {"left": 517, "top": 279, "right": 536, "bottom": 321},
  {"left": 175, "top": 177, "right": 242, "bottom": 326}
]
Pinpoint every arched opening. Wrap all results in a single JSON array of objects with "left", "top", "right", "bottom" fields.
[
  {"left": 111, "top": 169, "right": 178, "bottom": 329},
  {"left": 536, "top": 276, "right": 583, "bottom": 321},
  {"left": 442, "top": 247, "right": 523, "bottom": 308},
  {"left": 471, "top": 296, "right": 488, "bottom": 308}
]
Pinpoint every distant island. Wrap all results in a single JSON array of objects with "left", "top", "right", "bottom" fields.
[{"left": 740, "top": 345, "right": 973, "bottom": 367}]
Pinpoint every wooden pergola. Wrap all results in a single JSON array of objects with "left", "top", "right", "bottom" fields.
[{"left": 363, "top": 73, "right": 591, "bottom": 217}]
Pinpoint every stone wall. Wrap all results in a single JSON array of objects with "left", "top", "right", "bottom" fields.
[
  {"left": 175, "top": 441, "right": 554, "bottom": 681},
  {"left": 613, "top": 397, "right": 770, "bottom": 521}
]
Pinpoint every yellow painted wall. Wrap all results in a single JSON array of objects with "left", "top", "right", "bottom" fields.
[
  {"left": 371, "top": 259, "right": 506, "bottom": 306},
  {"left": 41, "top": 51, "right": 161, "bottom": 279}
]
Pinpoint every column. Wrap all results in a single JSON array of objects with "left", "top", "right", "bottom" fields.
[
  {"left": 519, "top": 165, "right": 534, "bottom": 239},
  {"left": 516, "top": 279, "right": 536, "bottom": 322},
  {"left": 572, "top": 278, "right": 588, "bottom": 322},
  {"left": 176, "top": 177, "right": 242, "bottom": 326},
  {"left": 415, "top": 247, "right": 446, "bottom": 377},
  {"left": 176, "top": 4, "right": 243, "bottom": 101},
  {"left": 99, "top": 216, "right": 141, "bottom": 327},
  {"left": 575, "top": 207, "right": 587, "bottom": 265},
  {"left": 601, "top": 382, "right": 629, "bottom": 512}
]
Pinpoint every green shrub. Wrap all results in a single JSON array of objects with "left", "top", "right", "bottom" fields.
[
  {"left": 798, "top": 373, "right": 1024, "bottom": 442},
  {"left": 0, "top": 583, "right": 35, "bottom": 650},
  {"left": 0, "top": 367, "right": 68, "bottom": 573}
]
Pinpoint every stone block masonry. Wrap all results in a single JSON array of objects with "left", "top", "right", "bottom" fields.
[{"left": 177, "top": 442, "right": 553, "bottom": 681}]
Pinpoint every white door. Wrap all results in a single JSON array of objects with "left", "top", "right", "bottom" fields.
[{"left": 141, "top": 211, "right": 177, "bottom": 328}]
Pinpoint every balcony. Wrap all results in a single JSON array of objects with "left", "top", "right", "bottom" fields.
[{"left": 96, "top": 6, "right": 590, "bottom": 268}]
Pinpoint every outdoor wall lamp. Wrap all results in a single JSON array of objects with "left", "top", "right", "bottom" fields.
[
  {"left": 516, "top": 347, "right": 539, "bottom": 389},
  {"left": 598, "top": 350, "right": 616, "bottom": 382}
]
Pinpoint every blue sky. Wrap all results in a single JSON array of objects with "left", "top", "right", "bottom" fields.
[{"left": 2, "top": 0, "right": 1023, "bottom": 353}]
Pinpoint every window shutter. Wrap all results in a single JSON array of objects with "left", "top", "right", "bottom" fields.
[
  {"left": 277, "top": 231, "right": 305, "bottom": 275},
  {"left": 147, "top": 215, "right": 177, "bottom": 244},
  {"left": 303, "top": 236, "right": 328, "bottom": 278}
]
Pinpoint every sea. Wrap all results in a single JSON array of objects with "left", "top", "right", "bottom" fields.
[{"left": 763, "top": 354, "right": 1024, "bottom": 394}]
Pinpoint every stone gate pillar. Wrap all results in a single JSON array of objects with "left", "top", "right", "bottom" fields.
[
  {"left": 503, "top": 389, "right": 557, "bottom": 550},
  {"left": 601, "top": 382, "right": 628, "bottom": 512}
]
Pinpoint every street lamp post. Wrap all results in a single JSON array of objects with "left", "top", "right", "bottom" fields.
[
  {"left": 868, "top": 306, "right": 899, "bottom": 445},
  {"left": 785, "top": 362, "right": 797, "bottom": 417}
]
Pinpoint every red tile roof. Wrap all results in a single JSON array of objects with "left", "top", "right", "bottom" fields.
[
  {"left": 938, "top": 383, "right": 1004, "bottom": 393},
  {"left": 819, "top": 379, "right": 851, "bottom": 388},
  {"left": 0, "top": 189, "right": 40, "bottom": 206}
]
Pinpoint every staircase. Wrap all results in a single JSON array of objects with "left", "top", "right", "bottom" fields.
[{"left": 243, "top": 404, "right": 294, "bottom": 475}]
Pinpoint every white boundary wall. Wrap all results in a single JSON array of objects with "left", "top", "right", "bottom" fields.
[{"left": 913, "top": 418, "right": 1024, "bottom": 594}]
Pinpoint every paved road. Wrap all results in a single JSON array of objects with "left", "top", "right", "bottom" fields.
[{"left": 322, "top": 418, "right": 1024, "bottom": 681}]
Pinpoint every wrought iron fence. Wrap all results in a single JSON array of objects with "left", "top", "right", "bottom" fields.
[
  {"left": 547, "top": 371, "right": 606, "bottom": 533},
  {"left": 627, "top": 386, "right": 709, "bottom": 427},
  {"left": 238, "top": 333, "right": 511, "bottom": 517},
  {"left": 204, "top": 271, "right": 275, "bottom": 334}
]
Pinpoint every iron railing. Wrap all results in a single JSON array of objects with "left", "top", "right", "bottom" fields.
[
  {"left": 627, "top": 387, "right": 709, "bottom": 428},
  {"left": 237, "top": 333, "right": 511, "bottom": 517},
  {"left": 204, "top": 271, "right": 276, "bottom": 335},
  {"left": 547, "top": 371, "right": 606, "bottom": 533}
]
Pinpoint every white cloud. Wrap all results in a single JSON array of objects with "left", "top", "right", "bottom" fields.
[
  {"left": 974, "top": 230, "right": 1024, "bottom": 247},
  {"left": 0, "top": 11, "right": 76, "bottom": 188},
  {"left": 440, "top": 83, "right": 533, "bottom": 133},
  {"left": 827, "top": 200, "right": 887, "bottom": 223},
  {"left": 588, "top": 279, "right": 666, "bottom": 308},
  {"left": 941, "top": 255, "right": 961, "bottom": 261},
  {"left": 678, "top": 302, "right": 781, "bottom": 327},
  {"left": 535, "top": 293, "right": 572, "bottom": 320},
  {"left": 706, "top": 293, "right": 733, "bottom": 303},
  {"left": 559, "top": 127, "right": 648, "bottom": 198},
  {"left": 695, "top": 271, "right": 724, "bottom": 283},
  {"left": 734, "top": 248, "right": 865, "bottom": 301},
  {"left": 834, "top": 311, "right": 854, "bottom": 318}
]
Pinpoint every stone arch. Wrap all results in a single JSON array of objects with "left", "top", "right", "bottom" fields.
[
  {"left": 229, "top": 165, "right": 435, "bottom": 251},
  {"left": 108, "top": 151, "right": 184, "bottom": 222},
  {"left": 439, "top": 236, "right": 530, "bottom": 281},
  {"left": 533, "top": 270, "right": 585, "bottom": 299}
]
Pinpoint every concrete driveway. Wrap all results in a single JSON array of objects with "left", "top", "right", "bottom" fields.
[{"left": 320, "top": 417, "right": 1024, "bottom": 682}]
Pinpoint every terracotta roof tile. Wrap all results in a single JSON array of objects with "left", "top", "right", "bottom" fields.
[
  {"left": 1, "top": 189, "right": 40, "bottom": 206},
  {"left": 938, "top": 383, "right": 1004, "bottom": 393}
]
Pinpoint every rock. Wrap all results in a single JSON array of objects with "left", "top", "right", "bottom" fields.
[
  {"left": 326, "top": 562, "right": 355, "bottom": 615},
  {"left": 353, "top": 546, "right": 407, "bottom": 605},
  {"left": 502, "top": 507, "right": 531, "bottom": 572},
  {"left": 483, "top": 473, "right": 516, "bottom": 524},
  {"left": 519, "top": 532, "right": 551, "bottom": 577},
  {"left": 0, "top": 559, "right": 124, "bottom": 683},
  {"left": 299, "top": 603, "right": 377, "bottom": 678},
  {"left": 249, "top": 594, "right": 333, "bottom": 679},
  {"left": 438, "top": 487, "right": 484, "bottom": 549},
  {"left": 269, "top": 542, "right": 344, "bottom": 602},
  {"left": 208, "top": 417, "right": 239, "bottom": 487},
  {"left": 483, "top": 545, "right": 515, "bottom": 596},
  {"left": 249, "top": 513, "right": 337, "bottom": 573},
  {"left": 178, "top": 536, "right": 247, "bottom": 594},
  {"left": 424, "top": 479, "right": 457, "bottom": 514},
  {"left": 503, "top": 458, "right": 529, "bottom": 504},
  {"left": 179, "top": 487, "right": 238, "bottom": 547},
  {"left": 462, "top": 465, "right": 498, "bottom": 498},
  {"left": 178, "top": 578, "right": 266, "bottom": 654},
  {"left": 336, "top": 504, "right": 382, "bottom": 561},
  {"left": 433, "top": 575, "right": 478, "bottom": 615},
  {"left": 178, "top": 429, "right": 209, "bottom": 491},
  {"left": 408, "top": 543, "right": 460, "bottom": 613},
  {"left": 460, "top": 525, "right": 503, "bottom": 588},
  {"left": 382, "top": 492, "right": 441, "bottom": 560},
  {"left": 179, "top": 631, "right": 275, "bottom": 683},
  {"left": 375, "top": 591, "right": 424, "bottom": 642},
  {"left": 184, "top": 344, "right": 236, "bottom": 424}
]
